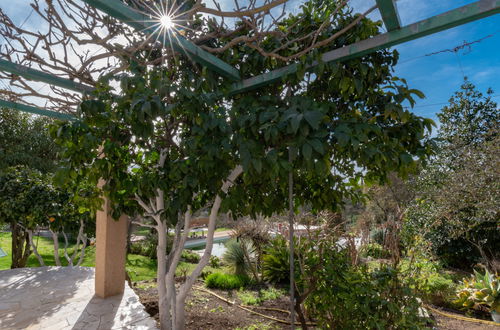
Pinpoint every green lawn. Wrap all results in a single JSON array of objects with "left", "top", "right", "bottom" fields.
[
  {"left": 0, "top": 232, "right": 224, "bottom": 282},
  {"left": 0, "top": 232, "right": 157, "bottom": 282},
  {"left": 215, "top": 227, "right": 231, "bottom": 232}
]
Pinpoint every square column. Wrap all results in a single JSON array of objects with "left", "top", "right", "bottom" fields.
[{"left": 95, "top": 194, "right": 128, "bottom": 298}]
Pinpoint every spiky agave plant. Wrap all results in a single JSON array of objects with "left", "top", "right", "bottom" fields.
[
  {"left": 454, "top": 269, "right": 500, "bottom": 313},
  {"left": 223, "top": 238, "right": 256, "bottom": 277}
]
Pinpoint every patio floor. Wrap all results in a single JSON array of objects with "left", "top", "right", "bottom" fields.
[{"left": 0, "top": 266, "right": 157, "bottom": 329}]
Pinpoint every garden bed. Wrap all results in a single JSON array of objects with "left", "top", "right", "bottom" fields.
[{"left": 133, "top": 280, "right": 291, "bottom": 330}]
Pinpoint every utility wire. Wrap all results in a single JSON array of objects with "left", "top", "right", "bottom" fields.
[
  {"left": 410, "top": 95, "right": 500, "bottom": 109},
  {"left": 398, "top": 30, "right": 499, "bottom": 65},
  {"left": 19, "top": 8, "right": 35, "bottom": 30}
]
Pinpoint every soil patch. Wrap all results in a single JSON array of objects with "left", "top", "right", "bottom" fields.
[
  {"left": 429, "top": 306, "right": 499, "bottom": 330},
  {"left": 134, "top": 280, "right": 290, "bottom": 329}
]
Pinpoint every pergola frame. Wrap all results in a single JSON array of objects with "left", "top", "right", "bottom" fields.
[
  {"left": 0, "top": 0, "right": 498, "bottom": 301},
  {"left": 1, "top": 0, "right": 498, "bottom": 120}
]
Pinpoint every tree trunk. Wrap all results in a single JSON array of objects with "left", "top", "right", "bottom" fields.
[
  {"left": 174, "top": 166, "right": 243, "bottom": 329},
  {"left": 51, "top": 230, "right": 62, "bottom": 266},
  {"left": 126, "top": 217, "right": 133, "bottom": 254},
  {"left": 156, "top": 221, "right": 171, "bottom": 330},
  {"left": 27, "top": 229, "right": 45, "bottom": 266},
  {"left": 62, "top": 232, "right": 71, "bottom": 265},
  {"left": 76, "top": 235, "right": 88, "bottom": 266},
  {"left": 10, "top": 222, "right": 30, "bottom": 268},
  {"left": 295, "top": 299, "right": 308, "bottom": 330}
]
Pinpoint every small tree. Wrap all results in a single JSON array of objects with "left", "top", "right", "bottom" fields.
[
  {"left": 51, "top": 1, "right": 434, "bottom": 329},
  {"left": 0, "top": 166, "right": 95, "bottom": 268},
  {"left": 405, "top": 81, "right": 499, "bottom": 271}
]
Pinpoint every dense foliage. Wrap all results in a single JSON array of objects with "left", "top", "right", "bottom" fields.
[
  {"left": 404, "top": 81, "right": 499, "bottom": 271},
  {"left": 259, "top": 230, "right": 428, "bottom": 328},
  {"left": 0, "top": 109, "right": 58, "bottom": 173},
  {"left": 0, "top": 166, "right": 95, "bottom": 267}
]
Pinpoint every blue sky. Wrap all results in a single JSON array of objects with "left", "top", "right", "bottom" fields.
[{"left": 1, "top": 0, "right": 499, "bottom": 123}]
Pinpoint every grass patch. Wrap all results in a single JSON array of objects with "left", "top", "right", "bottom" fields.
[
  {"left": 237, "top": 290, "right": 260, "bottom": 305},
  {"left": 215, "top": 227, "right": 231, "bottom": 232},
  {"left": 237, "top": 287, "right": 285, "bottom": 306},
  {"left": 259, "top": 287, "right": 285, "bottom": 301},
  {"left": 0, "top": 231, "right": 95, "bottom": 269},
  {"left": 205, "top": 272, "right": 249, "bottom": 290},
  {"left": 0, "top": 232, "right": 224, "bottom": 283},
  {"left": 235, "top": 322, "right": 281, "bottom": 330},
  {"left": 0, "top": 232, "right": 157, "bottom": 282}
]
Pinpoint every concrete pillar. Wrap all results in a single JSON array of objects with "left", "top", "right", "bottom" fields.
[{"left": 94, "top": 191, "right": 128, "bottom": 298}]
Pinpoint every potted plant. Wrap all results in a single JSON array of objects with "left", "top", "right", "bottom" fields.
[{"left": 454, "top": 269, "right": 500, "bottom": 323}]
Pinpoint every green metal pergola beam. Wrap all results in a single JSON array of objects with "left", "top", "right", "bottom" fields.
[
  {"left": 230, "top": 0, "right": 500, "bottom": 94},
  {"left": 81, "top": 0, "right": 240, "bottom": 81},
  {"left": 0, "top": 59, "right": 94, "bottom": 93},
  {"left": 2, "top": 0, "right": 499, "bottom": 120},
  {"left": 376, "top": 0, "right": 401, "bottom": 31},
  {"left": 0, "top": 99, "right": 76, "bottom": 121}
]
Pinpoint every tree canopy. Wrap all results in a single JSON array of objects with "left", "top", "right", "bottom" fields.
[
  {"left": 0, "top": 109, "right": 58, "bottom": 173},
  {"left": 405, "top": 81, "right": 499, "bottom": 271},
  {"left": 49, "top": 1, "right": 435, "bottom": 328}
]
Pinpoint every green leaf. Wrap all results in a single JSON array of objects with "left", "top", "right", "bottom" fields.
[
  {"left": 309, "top": 139, "right": 324, "bottom": 154},
  {"left": 142, "top": 101, "right": 152, "bottom": 117},
  {"left": 302, "top": 143, "right": 312, "bottom": 160},
  {"left": 304, "top": 111, "right": 323, "bottom": 130},
  {"left": 291, "top": 114, "right": 303, "bottom": 134},
  {"left": 252, "top": 159, "right": 262, "bottom": 174},
  {"left": 400, "top": 153, "right": 413, "bottom": 164}
]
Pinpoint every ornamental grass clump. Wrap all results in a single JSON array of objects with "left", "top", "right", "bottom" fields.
[{"left": 205, "top": 272, "right": 249, "bottom": 290}]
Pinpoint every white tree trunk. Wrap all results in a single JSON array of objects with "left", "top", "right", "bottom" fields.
[
  {"left": 51, "top": 230, "right": 62, "bottom": 266},
  {"left": 135, "top": 160, "right": 243, "bottom": 330},
  {"left": 174, "top": 165, "right": 243, "bottom": 329},
  {"left": 156, "top": 220, "right": 172, "bottom": 330},
  {"left": 27, "top": 229, "right": 45, "bottom": 266},
  {"left": 76, "top": 234, "right": 87, "bottom": 266},
  {"left": 62, "top": 232, "right": 72, "bottom": 266}
]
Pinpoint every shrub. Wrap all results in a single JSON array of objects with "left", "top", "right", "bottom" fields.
[
  {"left": 262, "top": 237, "right": 291, "bottom": 284},
  {"left": 129, "top": 238, "right": 157, "bottom": 259},
  {"left": 209, "top": 255, "right": 221, "bottom": 268},
  {"left": 370, "top": 228, "right": 385, "bottom": 245},
  {"left": 399, "top": 257, "right": 456, "bottom": 306},
  {"left": 307, "top": 260, "right": 428, "bottom": 329},
  {"left": 181, "top": 250, "right": 201, "bottom": 263},
  {"left": 200, "top": 269, "right": 213, "bottom": 280},
  {"left": 128, "top": 232, "right": 174, "bottom": 260},
  {"left": 237, "top": 287, "right": 285, "bottom": 306},
  {"left": 205, "top": 272, "right": 249, "bottom": 290},
  {"left": 223, "top": 238, "right": 255, "bottom": 276},
  {"left": 360, "top": 243, "right": 391, "bottom": 259}
]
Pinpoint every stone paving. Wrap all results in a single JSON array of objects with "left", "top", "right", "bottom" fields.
[{"left": 0, "top": 266, "right": 157, "bottom": 330}]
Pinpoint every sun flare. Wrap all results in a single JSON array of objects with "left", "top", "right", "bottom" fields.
[{"left": 160, "top": 15, "right": 174, "bottom": 29}]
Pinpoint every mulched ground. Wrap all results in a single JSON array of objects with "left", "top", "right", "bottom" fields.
[
  {"left": 429, "top": 306, "right": 499, "bottom": 330},
  {"left": 133, "top": 280, "right": 500, "bottom": 329},
  {"left": 134, "top": 280, "right": 290, "bottom": 329}
]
